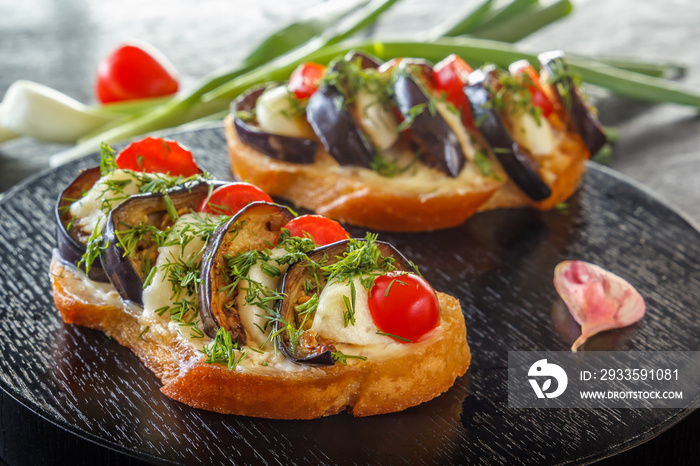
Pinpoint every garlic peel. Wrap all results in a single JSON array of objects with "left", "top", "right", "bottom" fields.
[{"left": 553, "top": 260, "right": 645, "bottom": 352}]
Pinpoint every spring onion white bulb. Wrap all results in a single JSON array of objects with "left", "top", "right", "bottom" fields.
[
  {"left": 0, "top": 80, "right": 116, "bottom": 143},
  {"left": 0, "top": 104, "right": 19, "bottom": 143}
]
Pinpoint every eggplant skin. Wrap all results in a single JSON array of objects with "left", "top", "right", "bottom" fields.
[
  {"left": 199, "top": 202, "right": 294, "bottom": 342},
  {"left": 101, "top": 181, "right": 218, "bottom": 305},
  {"left": 306, "top": 85, "right": 375, "bottom": 168},
  {"left": 55, "top": 166, "right": 109, "bottom": 282},
  {"left": 275, "top": 239, "right": 413, "bottom": 366},
  {"left": 465, "top": 67, "right": 552, "bottom": 201},
  {"left": 232, "top": 85, "right": 318, "bottom": 164},
  {"left": 343, "top": 50, "right": 382, "bottom": 70},
  {"left": 393, "top": 63, "right": 466, "bottom": 178},
  {"left": 538, "top": 51, "right": 607, "bottom": 155}
]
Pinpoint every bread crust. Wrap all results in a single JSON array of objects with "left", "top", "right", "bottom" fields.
[
  {"left": 225, "top": 115, "right": 589, "bottom": 230},
  {"left": 50, "top": 255, "right": 470, "bottom": 419}
]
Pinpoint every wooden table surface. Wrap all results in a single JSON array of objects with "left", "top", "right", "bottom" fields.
[{"left": 0, "top": 0, "right": 698, "bottom": 464}]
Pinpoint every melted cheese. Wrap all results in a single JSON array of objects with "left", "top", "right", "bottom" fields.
[
  {"left": 311, "top": 277, "right": 394, "bottom": 346},
  {"left": 435, "top": 100, "right": 477, "bottom": 162},
  {"left": 237, "top": 247, "right": 289, "bottom": 346},
  {"left": 354, "top": 88, "right": 398, "bottom": 150},
  {"left": 140, "top": 214, "right": 210, "bottom": 345},
  {"left": 69, "top": 169, "right": 142, "bottom": 235},
  {"left": 255, "top": 86, "right": 312, "bottom": 138},
  {"left": 510, "top": 112, "right": 555, "bottom": 156}
]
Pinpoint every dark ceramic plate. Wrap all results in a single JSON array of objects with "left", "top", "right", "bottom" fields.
[{"left": 0, "top": 126, "right": 698, "bottom": 465}]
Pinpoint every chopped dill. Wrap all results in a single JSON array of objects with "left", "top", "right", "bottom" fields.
[
  {"left": 331, "top": 351, "right": 367, "bottom": 366},
  {"left": 321, "top": 233, "right": 396, "bottom": 284},
  {"left": 201, "top": 327, "right": 248, "bottom": 371},
  {"left": 474, "top": 150, "right": 503, "bottom": 181},
  {"left": 376, "top": 331, "right": 412, "bottom": 342},
  {"left": 137, "top": 326, "right": 150, "bottom": 340},
  {"left": 384, "top": 277, "right": 408, "bottom": 297},
  {"left": 79, "top": 222, "right": 108, "bottom": 275},
  {"left": 100, "top": 142, "right": 118, "bottom": 175},
  {"left": 554, "top": 202, "right": 570, "bottom": 215}
]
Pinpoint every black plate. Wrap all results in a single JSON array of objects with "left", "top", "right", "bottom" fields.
[{"left": 0, "top": 125, "right": 698, "bottom": 465}]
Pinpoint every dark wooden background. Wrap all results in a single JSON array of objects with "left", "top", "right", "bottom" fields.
[{"left": 1, "top": 0, "right": 698, "bottom": 464}]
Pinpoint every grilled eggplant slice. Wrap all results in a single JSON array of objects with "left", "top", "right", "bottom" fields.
[
  {"left": 393, "top": 60, "right": 466, "bottom": 178},
  {"left": 233, "top": 85, "right": 318, "bottom": 164},
  {"left": 101, "top": 181, "right": 218, "bottom": 304},
  {"left": 199, "top": 202, "right": 294, "bottom": 342},
  {"left": 305, "top": 52, "right": 384, "bottom": 168},
  {"left": 538, "top": 51, "right": 607, "bottom": 155},
  {"left": 55, "top": 166, "right": 109, "bottom": 282},
  {"left": 275, "top": 239, "right": 413, "bottom": 365},
  {"left": 465, "top": 66, "right": 552, "bottom": 201},
  {"left": 343, "top": 50, "right": 382, "bottom": 69}
]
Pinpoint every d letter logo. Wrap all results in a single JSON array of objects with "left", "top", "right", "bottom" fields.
[{"left": 528, "top": 359, "right": 568, "bottom": 399}]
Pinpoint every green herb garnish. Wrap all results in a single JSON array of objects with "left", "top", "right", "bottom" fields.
[{"left": 201, "top": 327, "right": 248, "bottom": 371}]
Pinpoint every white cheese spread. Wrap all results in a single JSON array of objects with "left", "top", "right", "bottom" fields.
[
  {"left": 255, "top": 86, "right": 312, "bottom": 138},
  {"left": 311, "top": 276, "right": 393, "bottom": 346},
  {"left": 69, "top": 169, "right": 142, "bottom": 235}
]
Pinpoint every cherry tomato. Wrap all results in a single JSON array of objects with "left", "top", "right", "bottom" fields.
[
  {"left": 278, "top": 215, "right": 348, "bottom": 246},
  {"left": 433, "top": 54, "right": 474, "bottom": 127},
  {"left": 289, "top": 62, "right": 326, "bottom": 99},
  {"left": 508, "top": 60, "right": 554, "bottom": 117},
  {"left": 96, "top": 43, "right": 179, "bottom": 104},
  {"left": 368, "top": 272, "right": 440, "bottom": 342},
  {"left": 197, "top": 183, "right": 272, "bottom": 216},
  {"left": 115, "top": 137, "right": 200, "bottom": 176}
]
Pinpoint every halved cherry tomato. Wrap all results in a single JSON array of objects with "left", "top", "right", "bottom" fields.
[
  {"left": 289, "top": 62, "right": 326, "bottom": 99},
  {"left": 197, "top": 183, "right": 272, "bottom": 216},
  {"left": 278, "top": 215, "right": 348, "bottom": 246},
  {"left": 508, "top": 60, "right": 554, "bottom": 117},
  {"left": 96, "top": 43, "right": 179, "bottom": 104},
  {"left": 433, "top": 54, "right": 474, "bottom": 127},
  {"left": 368, "top": 272, "right": 440, "bottom": 342},
  {"left": 115, "top": 137, "right": 200, "bottom": 176}
]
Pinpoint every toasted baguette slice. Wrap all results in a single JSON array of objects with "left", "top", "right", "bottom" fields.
[
  {"left": 225, "top": 115, "right": 588, "bottom": 231},
  {"left": 225, "top": 116, "right": 500, "bottom": 232},
  {"left": 50, "top": 253, "right": 470, "bottom": 419}
]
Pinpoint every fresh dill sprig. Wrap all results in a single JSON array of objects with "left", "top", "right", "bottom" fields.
[
  {"left": 115, "top": 222, "right": 170, "bottom": 258},
  {"left": 100, "top": 142, "right": 118, "bottom": 175},
  {"left": 274, "top": 228, "right": 317, "bottom": 265},
  {"left": 376, "top": 331, "right": 412, "bottom": 342},
  {"left": 78, "top": 222, "right": 108, "bottom": 275},
  {"left": 490, "top": 69, "right": 544, "bottom": 124},
  {"left": 137, "top": 326, "right": 150, "bottom": 340},
  {"left": 473, "top": 150, "right": 503, "bottom": 182},
  {"left": 201, "top": 327, "right": 248, "bottom": 371},
  {"left": 342, "top": 279, "right": 357, "bottom": 327},
  {"left": 321, "top": 233, "right": 396, "bottom": 284},
  {"left": 331, "top": 351, "right": 367, "bottom": 366},
  {"left": 369, "top": 151, "right": 418, "bottom": 178},
  {"left": 163, "top": 254, "right": 202, "bottom": 300}
]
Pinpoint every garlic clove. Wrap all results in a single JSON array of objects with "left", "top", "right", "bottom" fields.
[{"left": 553, "top": 260, "right": 645, "bottom": 352}]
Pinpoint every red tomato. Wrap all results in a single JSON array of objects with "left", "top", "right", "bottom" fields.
[
  {"left": 433, "top": 54, "right": 474, "bottom": 127},
  {"left": 278, "top": 215, "right": 348, "bottom": 246},
  {"left": 197, "top": 183, "right": 272, "bottom": 216},
  {"left": 96, "top": 43, "right": 179, "bottom": 104},
  {"left": 368, "top": 272, "right": 440, "bottom": 342},
  {"left": 115, "top": 137, "right": 200, "bottom": 176},
  {"left": 289, "top": 62, "right": 326, "bottom": 99},
  {"left": 508, "top": 60, "right": 554, "bottom": 117}
]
